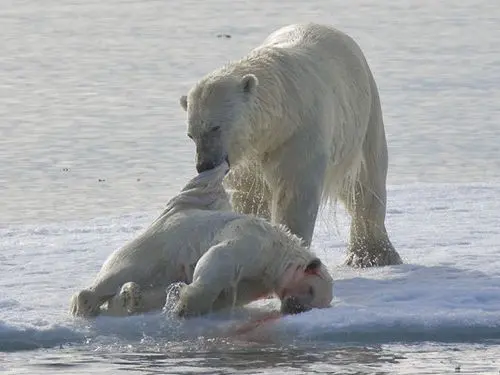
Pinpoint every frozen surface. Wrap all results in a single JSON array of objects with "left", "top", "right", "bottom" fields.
[
  {"left": 1, "top": 0, "right": 500, "bottom": 373},
  {"left": 1, "top": 184, "right": 500, "bottom": 373}
]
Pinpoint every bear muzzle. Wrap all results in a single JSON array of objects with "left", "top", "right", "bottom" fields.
[
  {"left": 196, "top": 160, "right": 218, "bottom": 173},
  {"left": 280, "top": 296, "right": 312, "bottom": 315},
  {"left": 196, "top": 155, "right": 230, "bottom": 173}
]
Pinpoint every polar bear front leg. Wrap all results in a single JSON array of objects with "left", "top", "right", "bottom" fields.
[
  {"left": 174, "top": 241, "right": 251, "bottom": 318},
  {"left": 265, "top": 133, "right": 327, "bottom": 247},
  {"left": 174, "top": 282, "right": 224, "bottom": 318}
]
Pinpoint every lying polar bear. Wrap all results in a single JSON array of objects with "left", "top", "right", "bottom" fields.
[{"left": 70, "top": 162, "right": 333, "bottom": 318}]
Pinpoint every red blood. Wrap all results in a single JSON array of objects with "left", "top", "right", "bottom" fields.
[{"left": 233, "top": 312, "right": 281, "bottom": 335}]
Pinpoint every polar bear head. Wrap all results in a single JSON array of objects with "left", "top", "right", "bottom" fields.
[
  {"left": 277, "top": 258, "right": 333, "bottom": 315},
  {"left": 180, "top": 74, "right": 259, "bottom": 173}
]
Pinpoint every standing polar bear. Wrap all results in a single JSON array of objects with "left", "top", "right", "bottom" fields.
[
  {"left": 70, "top": 162, "right": 333, "bottom": 318},
  {"left": 180, "top": 23, "right": 402, "bottom": 268}
]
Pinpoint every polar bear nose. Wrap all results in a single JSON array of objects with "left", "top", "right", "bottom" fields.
[
  {"left": 197, "top": 160, "right": 217, "bottom": 173},
  {"left": 280, "top": 296, "right": 311, "bottom": 315}
]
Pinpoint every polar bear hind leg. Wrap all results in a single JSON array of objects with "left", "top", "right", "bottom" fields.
[{"left": 340, "top": 77, "right": 402, "bottom": 268}]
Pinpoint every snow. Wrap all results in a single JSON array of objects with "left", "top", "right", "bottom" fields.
[
  {"left": 1, "top": 183, "right": 499, "bottom": 352},
  {"left": 1, "top": 0, "right": 499, "bottom": 371}
]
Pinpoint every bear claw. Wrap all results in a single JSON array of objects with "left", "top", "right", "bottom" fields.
[{"left": 345, "top": 243, "right": 402, "bottom": 268}]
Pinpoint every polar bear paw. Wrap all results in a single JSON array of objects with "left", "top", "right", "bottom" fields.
[
  {"left": 345, "top": 240, "right": 402, "bottom": 268},
  {"left": 119, "top": 282, "right": 143, "bottom": 314},
  {"left": 163, "top": 282, "right": 187, "bottom": 315},
  {"left": 107, "top": 282, "right": 143, "bottom": 316},
  {"left": 70, "top": 289, "right": 100, "bottom": 317}
]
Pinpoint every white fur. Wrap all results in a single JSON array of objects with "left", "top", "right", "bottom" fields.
[
  {"left": 181, "top": 23, "right": 402, "bottom": 267},
  {"left": 70, "top": 161, "right": 333, "bottom": 318},
  {"left": 70, "top": 162, "right": 236, "bottom": 317},
  {"left": 174, "top": 218, "right": 333, "bottom": 317}
]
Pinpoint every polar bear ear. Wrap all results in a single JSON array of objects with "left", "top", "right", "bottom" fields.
[
  {"left": 241, "top": 74, "right": 258, "bottom": 94},
  {"left": 304, "top": 258, "right": 322, "bottom": 275},
  {"left": 180, "top": 95, "right": 188, "bottom": 111}
]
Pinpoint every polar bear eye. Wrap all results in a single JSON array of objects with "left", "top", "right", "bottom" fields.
[{"left": 210, "top": 126, "right": 221, "bottom": 133}]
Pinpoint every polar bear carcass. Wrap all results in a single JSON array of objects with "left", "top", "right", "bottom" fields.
[{"left": 69, "top": 162, "right": 333, "bottom": 318}]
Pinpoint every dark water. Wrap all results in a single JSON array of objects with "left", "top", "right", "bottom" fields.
[{"left": 5, "top": 340, "right": 500, "bottom": 374}]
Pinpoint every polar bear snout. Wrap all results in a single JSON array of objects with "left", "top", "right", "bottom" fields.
[
  {"left": 277, "top": 260, "right": 334, "bottom": 316},
  {"left": 196, "top": 149, "right": 229, "bottom": 173},
  {"left": 197, "top": 160, "right": 218, "bottom": 173},
  {"left": 189, "top": 124, "right": 229, "bottom": 174},
  {"left": 281, "top": 296, "right": 311, "bottom": 315}
]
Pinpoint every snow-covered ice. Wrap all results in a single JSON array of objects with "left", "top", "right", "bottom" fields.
[
  {"left": 1, "top": 0, "right": 499, "bottom": 372},
  {"left": 1, "top": 183, "right": 499, "bottom": 355}
]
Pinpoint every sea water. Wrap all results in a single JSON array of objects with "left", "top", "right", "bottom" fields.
[{"left": 1, "top": 0, "right": 499, "bottom": 373}]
